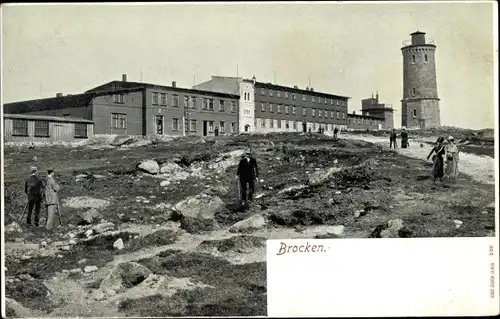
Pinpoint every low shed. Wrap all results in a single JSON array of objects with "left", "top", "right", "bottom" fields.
[{"left": 3, "top": 113, "right": 94, "bottom": 143}]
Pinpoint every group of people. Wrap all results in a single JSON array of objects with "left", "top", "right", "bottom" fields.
[
  {"left": 426, "top": 136, "right": 460, "bottom": 183},
  {"left": 23, "top": 166, "right": 61, "bottom": 230},
  {"left": 389, "top": 127, "right": 410, "bottom": 149}
]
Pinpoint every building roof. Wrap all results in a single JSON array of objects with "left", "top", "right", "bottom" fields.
[
  {"left": 3, "top": 88, "right": 143, "bottom": 114},
  {"left": 363, "top": 107, "right": 394, "bottom": 112},
  {"left": 348, "top": 113, "right": 383, "bottom": 120},
  {"left": 249, "top": 80, "right": 350, "bottom": 100},
  {"left": 3, "top": 113, "right": 94, "bottom": 124},
  {"left": 86, "top": 80, "right": 239, "bottom": 99},
  {"left": 411, "top": 31, "right": 426, "bottom": 35}
]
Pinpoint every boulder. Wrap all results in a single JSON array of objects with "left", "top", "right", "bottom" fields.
[
  {"left": 84, "top": 265, "right": 98, "bottom": 273},
  {"left": 159, "top": 162, "right": 183, "bottom": 174},
  {"left": 100, "top": 262, "right": 151, "bottom": 292},
  {"left": 308, "top": 167, "right": 342, "bottom": 186},
  {"left": 370, "top": 219, "right": 412, "bottom": 238},
  {"left": 137, "top": 160, "right": 160, "bottom": 174},
  {"left": 5, "top": 298, "right": 33, "bottom": 317},
  {"left": 5, "top": 222, "right": 23, "bottom": 236},
  {"left": 207, "top": 149, "right": 245, "bottom": 173},
  {"left": 278, "top": 184, "right": 308, "bottom": 195},
  {"left": 111, "top": 136, "right": 134, "bottom": 146},
  {"left": 305, "top": 225, "right": 344, "bottom": 238},
  {"left": 78, "top": 208, "right": 101, "bottom": 225},
  {"left": 113, "top": 238, "right": 125, "bottom": 250},
  {"left": 172, "top": 193, "right": 224, "bottom": 220},
  {"left": 160, "top": 180, "right": 171, "bottom": 187},
  {"left": 229, "top": 215, "right": 267, "bottom": 233},
  {"left": 93, "top": 222, "right": 115, "bottom": 234}
]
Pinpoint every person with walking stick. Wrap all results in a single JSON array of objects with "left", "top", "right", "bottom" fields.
[
  {"left": 236, "top": 148, "right": 259, "bottom": 208},
  {"left": 23, "top": 166, "right": 43, "bottom": 226},
  {"left": 44, "top": 169, "right": 61, "bottom": 230}
]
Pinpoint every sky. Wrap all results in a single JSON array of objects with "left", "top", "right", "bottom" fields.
[{"left": 1, "top": 1, "right": 496, "bottom": 129}]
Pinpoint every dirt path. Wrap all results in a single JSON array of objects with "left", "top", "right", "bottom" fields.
[{"left": 341, "top": 133, "right": 495, "bottom": 185}]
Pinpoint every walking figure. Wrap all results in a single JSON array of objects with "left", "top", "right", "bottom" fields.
[
  {"left": 236, "top": 149, "right": 259, "bottom": 208},
  {"left": 426, "top": 137, "right": 446, "bottom": 183},
  {"left": 445, "top": 136, "right": 459, "bottom": 181},
  {"left": 389, "top": 129, "right": 398, "bottom": 149},
  {"left": 24, "top": 166, "right": 43, "bottom": 226},
  {"left": 334, "top": 127, "right": 339, "bottom": 139},
  {"left": 44, "top": 169, "right": 61, "bottom": 230},
  {"left": 401, "top": 127, "right": 409, "bottom": 148}
]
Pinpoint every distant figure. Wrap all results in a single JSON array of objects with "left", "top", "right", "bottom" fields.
[
  {"left": 445, "top": 136, "right": 459, "bottom": 181},
  {"left": 426, "top": 137, "right": 446, "bottom": 183},
  {"left": 389, "top": 129, "right": 398, "bottom": 149},
  {"left": 308, "top": 127, "right": 312, "bottom": 133},
  {"left": 214, "top": 126, "right": 219, "bottom": 136},
  {"left": 237, "top": 149, "right": 259, "bottom": 207},
  {"left": 44, "top": 169, "right": 61, "bottom": 230},
  {"left": 334, "top": 127, "right": 339, "bottom": 138},
  {"left": 401, "top": 127, "right": 409, "bottom": 148},
  {"left": 24, "top": 166, "right": 43, "bottom": 227}
]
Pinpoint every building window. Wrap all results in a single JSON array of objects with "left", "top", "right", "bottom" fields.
[
  {"left": 152, "top": 92, "right": 159, "bottom": 105},
  {"left": 324, "top": 98, "right": 327, "bottom": 105},
  {"left": 302, "top": 94, "right": 306, "bottom": 102},
  {"left": 190, "top": 96, "right": 197, "bottom": 109},
  {"left": 261, "top": 89, "right": 266, "bottom": 95},
  {"left": 277, "top": 104, "right": 282, "bottom": 113},
  {"left": 172, "top": 118, "right": 179, "bottom": 131},
  {"left": 312, "top": 96, "right": 316, "bottom": 103},
  {"left": 231, "top": 101, "right": 237, "bottom": 112},
  {"left": 74, "top": 123, "right": 87, "bottom": 138},
  {"left": 261, "top": 102, "right": 266, "bottom": 112},
  {"left": 302, "top": 108, "right": 306, "bottom": 116},
  {"left": 292, "top": 106, "right": 296, "bottom": 114},
  {"left": 285, "top": 105, "right": 289, "bottom": 114},
  {"left": 208, "top": 121, "right": 214, "bottom": 133},
  {"left": 342, "top": 112, "right": 346, "bottom": 119},
  {"left": 425, "top": 54, "right": 428, "bottom": 62},
  {"left": 160, "top": 93, "right": 167, "bottom": 106},
  {"left": 184, "top": 96, "right": 189, "bottom": 108},
  {"left": 111, "top": 113, "right": 127, "bottom": 128},
  {"left": 413, "top": 109, "right": 417, "bottom": 117},
  {"left": 292, "top": 93, "right": 296, "bottom": 100},
  {"left": 261, "top": 118, "right": 266, "bottom": 128},
  {"left": 336, "top": 100, "right": 340, "bottom": 106},
  {"left": 231, "top": 122, "right": 236, "bottom": 132},
  {"left": 324, "top": 110, "right": 328, "bottom": 118},
  {"left": 208, "top": 99, "right": 214, "bottom": 111},
  {"left": 277, "top": 120, "right": 282, "bottom": 128},
  {"left": 219, "top": 121, "right": 225, "bottom": 133},
  {"left": 269, "top": 90, "right": 274, "bottom": 97},
  {"left": 203, "top": 98, "right": 208, "bottom": 109},
  {"left": 312, "top": 109, "right": 316, "bottom": 117},
  {"left": 293, "top": 121, "right": 297, "bottom": 129},
  {"left": 34, "top": 121, "right": 49, "bottom": 137},
  {"left": 277, "top": 91, "right": 281, "bottom": 98},
  {"left": 219, "top": 100, "right": 225, "bottom": 111},
  {"left": 412, "top": 55, "right": 416, "bottom": 63},
  {"left": 318, "top": 109, "right": 322, "bottom": 117},
  {"left": 172, "top": 95, "right": 179, "bottom": 107},
  {"left": 113, "top": 94, "right": 125, "bottom": 104},
  {"left": 284, "top": 92, "right": 289, "bottom": 99},
  {"left": 270, "top": 119, "right": 274, "bottom": 128},
  {"left": 269, "top": 103, "right": 274, "bottom": 112},
  {"left": 190, "top": 119, "right": 197, "bottom": 132},
  {"left": 412, "top": 88, "right": 416, "bottom": 95},
  {"left": 337, "top": 111, "right": 340, "bottom": 119},
  {"left": 318, "top": 97, "right": 322, "bottom": 103}
]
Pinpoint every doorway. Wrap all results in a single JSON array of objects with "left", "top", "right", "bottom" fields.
[
  {"left": 302, "top": 122, "right": 307, "bottom": 133},
  {"left": 245, "top": 124, "right": 250, "bottom": 133},
  {"left": 52, "top": 125, "right": 64, "bottom": 142},
  {"left": 155, "top": 115, "right": 164, "bottom": 135},
  {"left": 203, "top": 121, "right": 208, "bottom": 136}
]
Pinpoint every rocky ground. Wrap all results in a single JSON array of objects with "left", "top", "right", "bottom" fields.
[{"left": 3, "top": 131, "right": 496, "bottom": 317}]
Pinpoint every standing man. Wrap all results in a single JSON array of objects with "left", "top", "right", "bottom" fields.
[
  {"left": 24, "top": 166, "right": 43, "bottom": 227},
  {"left": 334, "top": 126, "right": 339, "bottom": 139},
  {"left": 214, "top": 126, "right": 219, "bottom": 137},
  {"left": 401, "top": 127, "right": 409, "bottom": 148},
  {"left": 44, "top": 169, "right": 61, "bottom": 230},
  {"left": 236, "top": 149, "right": 259, "bottom": 207},
  {"left": 389, "top": 129, "right": 398, "bottom": 149}
]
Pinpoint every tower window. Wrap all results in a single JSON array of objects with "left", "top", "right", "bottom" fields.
[
  {"left": 412, "top": 88, "right": 416, "bottom": 95},
  {"left": 412, "top": 55, "right": 415, "bottom": 63},
  {"left": 425, "top": 54, "right": 428, "bottom": 62},
  {"left": 413, "top": 109, "right": 417, "bottom": 117}
]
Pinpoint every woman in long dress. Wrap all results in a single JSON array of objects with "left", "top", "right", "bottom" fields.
[
  {"left": 426, "top": 137, "right": 446, "bottom": 183},
  {"left": 445, "top": 136, "right": 459, "bottom": 181}
]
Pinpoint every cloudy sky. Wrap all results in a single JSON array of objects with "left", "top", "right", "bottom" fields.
[{"left": 1, "top": 1, "right": 496, "bottom": 129}]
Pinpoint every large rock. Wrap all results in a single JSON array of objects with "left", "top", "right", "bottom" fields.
[
  {"left": 308, "top": 167, "right": 342, "bottom": 186},
  {"left": 5, "top": 298, "right": 33, "bottom": 317},
  {"left": 229, "top": 215, "right": 267, "bottom": 233},
  {"left": 370, "top": 219, "right": 412, "bottom": 238},
  {"left": 306, "top": 225, "right": 344, "bottom": 238},
  {"left": 113, "top": 238, "right": 125, "bottom": 250},
  {"left": 160, "top": 162, "right": 183, "bottom": 174},
  {"left": 93, "top": 222, "right": 115, "bottom": 234},
  {"left": 207, "top": 149, "right": 245, "bottom": 173},
  {"left": 78, "top": 208, "right": 101, "bottom": 225},
  {"left": 100, "top": 262, "right": 151, "bottom": 292},
  {"left": 171, "top": 193, "right": 225, "bottom": 233},
  {"left": 5, "top": 222, "right": 23, "bottom": 236},
  {"left": 137, "top": 160, "right": 160, "bottom": 174}
]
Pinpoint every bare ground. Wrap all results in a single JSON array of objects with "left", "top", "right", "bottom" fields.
[{"left": 3, "top": 132, "right": 496, "bottom": 317}]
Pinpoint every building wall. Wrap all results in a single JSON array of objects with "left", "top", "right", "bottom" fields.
[
  {"left": 347, "top": 116, "right": 383, "bottom": 130},
  {"left": 21, "top": 106, "right": 92, "bottom": 119},
  {"left": 144, "top": 88, "right": 239, "bottom": 137},
  {"left": 254, "top": 117, "right": 347, "bottom": 133},
  {"left": 3, "top": 118, "right": 93, "bottom": 143},
  {"left": 91, "top": 91, "right": 144, "bottom": 135},
  {"left": 239, "top": 81, "right": 255, "bottom": 133},
  {"left": 403, "top": 99, "right": 440, "bottom": 129},
  {"left": 253, "top": 86, "right": 348, "bottom": 134}
]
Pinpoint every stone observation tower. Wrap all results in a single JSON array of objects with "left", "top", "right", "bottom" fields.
[{"left": 401, "top": 31, "right": 440, "bottom": 129}]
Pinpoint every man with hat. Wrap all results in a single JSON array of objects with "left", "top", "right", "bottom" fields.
[
  {"left": 24, "top": 166, "right": 44, "bottom": 226},
  {"left": 401, "top": 127, "right": 409, "bottom": 148},
  {"left": 236, "top": 148, "right": 259, "bottom": 207},
  {"left": 44, "top": 169, "right": 61, "bottom": 230}
]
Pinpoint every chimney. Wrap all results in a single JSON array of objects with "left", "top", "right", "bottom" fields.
[
  {"left": 306, "top": 87, "right": 309, "bottom": 91},
  {"left": 172, "top": 81, "right": 176, "bottom": 88},
  {"left": 56, "top": 93, "right": 63, "bottom": 97},
  {"left": 353, "top": 111, "right": 356, "bottom": 115},
  {"left": 310, "top": 87, "right": 314, "bottom": 92},
  {"left": 122, "top": 74, "right": 127, "bottom": 82},
  {"left": 294, "top": 85, "right": 298, "bottom": 89}
]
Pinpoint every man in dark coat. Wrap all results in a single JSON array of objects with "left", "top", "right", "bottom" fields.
[
  {"left": 389, "top": 129, "right": 398, "bottom": 149},
  {"left": 237, "top": 149, "right": 259, "bottom": 207},
  {"left": 401, "top": 127, "right": 409, "bottom": 148},
  {"left": 334, "top": 127, "right": 339, "bottom": 138},
  {"left": 24, "top": 166, "right": 43, "bottom": 226}
]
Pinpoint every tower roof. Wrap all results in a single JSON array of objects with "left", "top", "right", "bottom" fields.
[{"left": 411, "top": 31, "right": 426, "bottom": 35}]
